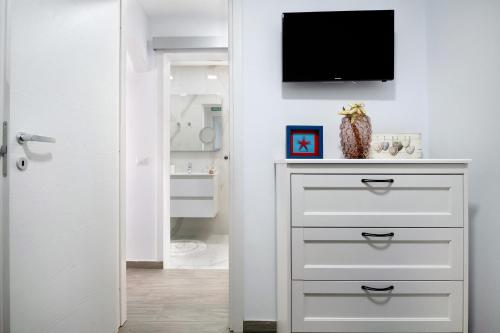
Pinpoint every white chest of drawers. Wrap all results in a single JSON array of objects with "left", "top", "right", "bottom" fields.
[{"left": 276, "top": 159, "right": 469, "bottom": 333}]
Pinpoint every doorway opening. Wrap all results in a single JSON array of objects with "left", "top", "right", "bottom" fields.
[
  {"left": 120, "top": 0, "right": 235, "bottom": 332},
  {"left": 167, "top": 55, "right": 230, "bottom": 270}
]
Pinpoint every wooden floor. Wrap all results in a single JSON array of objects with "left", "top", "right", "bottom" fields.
[{"left": 119, "top": 268, "right": 229, "bottom": 333}]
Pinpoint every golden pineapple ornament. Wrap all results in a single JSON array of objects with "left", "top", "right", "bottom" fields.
[{"left": 338, "top": 103, "right": 372, "bottom": 159}]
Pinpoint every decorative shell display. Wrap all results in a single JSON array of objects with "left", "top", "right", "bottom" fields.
[
  {"left": 338, "top": 103, "right": 372, "bottom": 159},
  {"left": 370, "top": 133, "right": 423, "bottom": 159}
]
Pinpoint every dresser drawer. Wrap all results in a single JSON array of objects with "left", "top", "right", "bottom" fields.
[
  {"left": 292, "top": 281, "right": 463, "bottom": 333},
  {"left": 292, "top": 228, "right": 463, "bottom": 281},
  {"left": 291, "top": 174, "right": 463, "bottom": 227}
]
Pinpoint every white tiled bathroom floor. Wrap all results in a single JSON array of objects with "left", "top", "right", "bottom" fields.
[{"left": 169, "top": 234, "right": 229, "bottom": 269}]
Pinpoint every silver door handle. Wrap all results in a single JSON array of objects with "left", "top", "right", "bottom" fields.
[{"left": 17, "top": 132, "right": 56, "bottom": 144}]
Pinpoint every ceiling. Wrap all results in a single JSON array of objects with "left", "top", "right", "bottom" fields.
[{"left": 137, "top": 0, "right": 227, "bottom": 20}]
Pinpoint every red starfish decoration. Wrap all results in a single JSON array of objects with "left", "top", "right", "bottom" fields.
[{"left": 297, "top": 136, "right": 310, "bottom": 151}]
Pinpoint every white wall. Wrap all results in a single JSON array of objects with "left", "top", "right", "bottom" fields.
[
  {"left": 136, "top": 0, "right": 228, "bottom": 39},
  {"left": 125, "top": 0, "right": 162, "bottom": 261},
  {"left": 240, "top": 0, "right": 429, "bottom": 319},
  {"left": 426, "top": 1, "right": 500, "bottom": 332},
  {"left": 126, "top": 0, "right": 152, "bottom": 72},
  {"left": 170, "top": 65, "right": 230, "bottom": 235},
  {"left": 150, "top": 16, "right": 228, "bottom": 40}
]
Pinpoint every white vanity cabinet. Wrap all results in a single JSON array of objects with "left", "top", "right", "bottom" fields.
[
  {"left": 276, "top": 160, "right": 469, "bottom": 333},
  {"left": 170, "top": 173, "right": 218, "bottom": 218}
]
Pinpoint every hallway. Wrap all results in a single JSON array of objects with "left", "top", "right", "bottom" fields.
[{"left": 119, "top": 269, "right": 228, "bottom": 333}]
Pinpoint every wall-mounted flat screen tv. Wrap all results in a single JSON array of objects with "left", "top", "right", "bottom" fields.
[{"left": 282, "top": 10, "right": 394, "bottom": 82}]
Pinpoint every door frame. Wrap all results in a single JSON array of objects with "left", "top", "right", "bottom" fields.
[
  {"left": 227, "top": 0, "right": 244, "bottom": 331},
  {"left": 0, "top": 0, "right": 8, "bottom": 332},
  {"left": 118, "top": 0, "right": 127, "bottom": 326},
  {"left": 118, "top": 0, "right": 245, "bottom": 331}
]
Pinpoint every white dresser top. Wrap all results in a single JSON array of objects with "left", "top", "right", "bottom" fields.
[{"left": 275, "top": 159, "right": 471, "bottom": 164}]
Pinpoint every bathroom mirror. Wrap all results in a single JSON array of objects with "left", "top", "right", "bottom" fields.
[{"left": 170, "top": 94, "right": 223, "bottom": 152}]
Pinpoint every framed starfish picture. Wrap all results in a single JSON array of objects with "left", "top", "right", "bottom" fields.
[{"left": 286, "top": 125, "right": 323, "bottom": 159}]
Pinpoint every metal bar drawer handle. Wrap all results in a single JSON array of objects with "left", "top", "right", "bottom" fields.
[
  {"left": 362, "top": 232, "right": 394, "bottom": 238},
  {"left": 361, "top": 178, "right": 394, "bottom": 183},
  {"left": 17, "top": 132, "right": 56, "bottom": 144},
  {"left": 361, "top": 285, "right": 394, "bottom": 292}
]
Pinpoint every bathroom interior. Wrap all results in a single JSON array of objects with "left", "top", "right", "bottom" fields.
[
  {"left": 122, "top": 0, "right": 230, "bottom": 331},
  {"left": 169, "top": 58, "right": 230, "bottom": 269}
]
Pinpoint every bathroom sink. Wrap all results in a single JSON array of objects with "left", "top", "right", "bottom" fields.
[{"left": 171, "top": 172, "right": 216, "bottom": 177}]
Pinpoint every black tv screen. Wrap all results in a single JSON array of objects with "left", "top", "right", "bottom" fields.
[{"left": 282, "top": 10, "right": 394, "bottom": 82}]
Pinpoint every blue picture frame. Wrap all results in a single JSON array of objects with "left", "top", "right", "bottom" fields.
[{"left": 286, "top": 125, "right": 323, "bottom": 159}]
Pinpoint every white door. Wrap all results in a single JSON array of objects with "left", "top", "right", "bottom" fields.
[{"left": 6, "top": 0, "right": 121, "bottom": 332}]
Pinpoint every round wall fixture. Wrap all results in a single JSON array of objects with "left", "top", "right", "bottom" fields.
[{"left": 199, "top": 126, "right": 216, "bottom": 144}]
